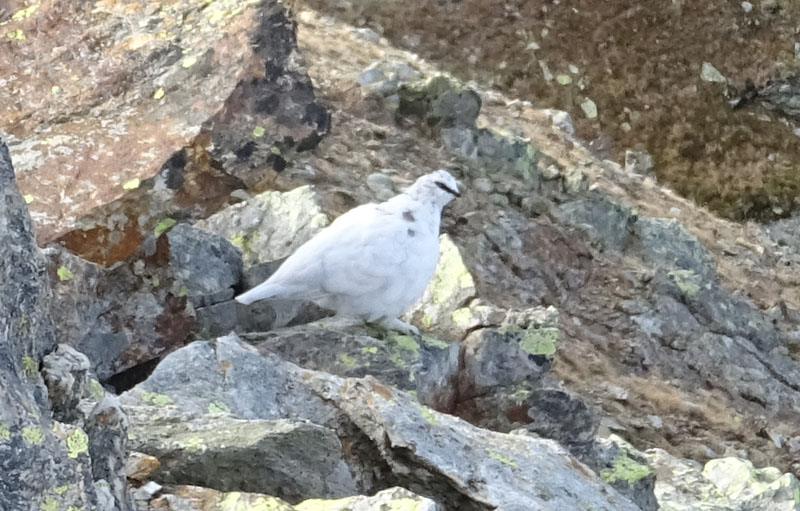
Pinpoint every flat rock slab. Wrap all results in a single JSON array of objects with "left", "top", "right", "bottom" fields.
[{"left": 2, "top": 0, "right": 329, "bottom": 257}]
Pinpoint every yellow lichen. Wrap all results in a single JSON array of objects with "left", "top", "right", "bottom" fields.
[
  {"left": 121, "top": 178, "right": 140, "bottom": 190},
  {"left": 486, "top": 448, "right": 518, "bottom": 467},
  {"left": 57, "top": 266, "right": 74, "bottom": 281},
  {"left": 154, "top": 218, "right": 177, "bottom": 237},
  {"left": 338, "top": 353, "right": 358, "bottom": 367},
  {"left": 66, "top": 429, "right": 88, "bottom": 459},
  {"left": 22, "top": 426, "right": 43, "bottom": 445},
  {"left": 139, "top": 390, "right": 173, "bottom": 406},
  {"left": 153, "top": 87, "right": 165, "bottom": 100},
  {"left": 0, "top": 424, "right": 10, "bottom": 441},
  {"left": 207, "top": 401, "right": 231, "bottom": 414}
]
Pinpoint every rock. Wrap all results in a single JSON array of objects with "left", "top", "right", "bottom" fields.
[
  {"left": 594, "top": 435, "right": 658, "bottom": 511},
  {"left": 365, "top": 172, "right": 396, "bottom": 200},
  {"left": 644, "top": 448, "right": 800, "bottom": 510},
  {"left": 42, "top": 344, "right": 91, "bottom": 423},
  {"left": 132, "top": 481, "right": 162, "bottom": 502},
  {"left": 197, "top": 186, "right": 329, "bottom": 267},
  {"left": 122, "top": 334, "right": 641, "bottom": 510},
  {"left": 701, "top": 62, "right": 727, "bottom": 83},
  {"left": 248, "top": 318, "right": 460, "bottom": 411},
  {"left": 625, "top": 149, "right": 655, "bottom": 175},
  {"left": 397, "top": 75, "right": 482, "bottom": 129},
  {"left": 149, "top": 486, "right": 440, "bottom": 511},
  {"left": 165, "top": 224, "right": 243, "bottom": 306},
  {"left": 541, "top": 109, "right": 576, "bottom": 135},
  {"left": 7, "top": 0, "right": 329, "bottom": 262},
  {"left": 551, "top": 194, "right": 634, "bottom": 251},
  {"left": 126, "top": 412, "right": 357, "bottom": 502},
  {"left": 125, "top": 452, "right": 160, "bottom": 482},
  {"left": 0, "top": 138, "right": 112, "bottom": 511},
  {"left": 405, "top": 234, "right": 477, "bottom": 340},
  {"left": 86, "top": 396, "right": 132, "bottom": 511},
  {"left": 632, "top": 217, "right": 716, "bottom": 280},
  {"left": 580, "top": 98, "right": 599, "bottom": 119},
  {"left": 44, "top": 243, "right": 194, "bottom": 381}
]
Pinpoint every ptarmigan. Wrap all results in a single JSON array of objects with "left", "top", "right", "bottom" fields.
[{"left": 235, "top": 169, "right": 461, "bottom": 335}]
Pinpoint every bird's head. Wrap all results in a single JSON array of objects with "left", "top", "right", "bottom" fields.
[{"left": 406, "top": 169, "right": 461, "bottom": 207}]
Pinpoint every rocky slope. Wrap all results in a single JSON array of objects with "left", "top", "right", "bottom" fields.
[{"left": 3, "top": 0, "right": 800, "bottom": 510}]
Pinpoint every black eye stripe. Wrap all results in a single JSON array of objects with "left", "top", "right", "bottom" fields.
[{"left": 435, "top": 181, "right": 460, "bottom": 197}]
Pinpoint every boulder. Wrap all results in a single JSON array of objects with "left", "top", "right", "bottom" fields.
[
  {"left": 121, "top": 334, "right": 641, "bottom": 511},
  {"left": 5, "top": 0, "right": 330, "bottom": 264}
]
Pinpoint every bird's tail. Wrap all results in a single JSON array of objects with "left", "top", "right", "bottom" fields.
[{"left": 235, "top": 282, "right": 284, "bottom": 305}]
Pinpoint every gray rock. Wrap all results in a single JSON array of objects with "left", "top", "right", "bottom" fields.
[
  {"left": 126, "top": 412, "right": 357, "bottom": 502},
  {"left": 166, "top": 223, "right": 243, "bottom": 306},
  {"left": 123, "top": 334, "right": 641, "bottom": 510},
  {"left": 45, "top": 244, "right": 194, "bottom": 381},
  {"left": 248, "top": 318, "right": 460, "bottom": 411},
  {"left": 397, "top": 75, "right": 482, "bottom": 129},
  {"left": 593, "top": 435, "right": 658, "bottom": 511},
  {"left": 632, "top": 217, "right": 716, "bottom": 280},
  {"left": 42, "top": 344, "right": 91, "bottom": 423},
  {"left": 625, "top": 149, "right": 655, "bottom": 175},
  {"left": 0, "top": 138, "right": 102, "bottom": 511},
  {"left": 86, "top": 396, "right": 132, "bottom": 511},
  {"left": 644, "top": 448, "right": 800, "bottom": 511},
  {"left": 196, "top": 186, "right": 329, "bottom": 267},
  {"left": 551, "top": 194, "right": 634, "bottom": 251}
]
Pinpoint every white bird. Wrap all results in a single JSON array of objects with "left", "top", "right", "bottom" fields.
[{"left": 235, "top": 169, "right": 461, "bottom": 335}]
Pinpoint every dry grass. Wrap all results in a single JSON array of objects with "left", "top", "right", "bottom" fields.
[{"left": 299, "top": 0, "right": 800, "bottom": 221}]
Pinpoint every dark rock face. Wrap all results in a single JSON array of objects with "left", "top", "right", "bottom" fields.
[
  {"left": 45, "top": 224, "right": 243, "bottom": 382},
  {"left": 0, "top": 138, "right": 131, "bottom": 511}
]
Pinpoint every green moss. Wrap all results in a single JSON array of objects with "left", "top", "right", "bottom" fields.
[
  {"left": 413, "top": 402, "right": 441, "bottom": 425},
  {"left": 361, "top": 346, "right": 379, "bottom": 355},
  {"left": 0, "top": 423, "right": 10, "bottom": 441},
  {"left": 40, "top": 496, "right": 57, "bottom": 511},
  {"left": 208, "top": 401, "right": 231, "bottom": 414},
  {"left": 387, "top": 333, "right": 420, "bottom": 366},
  {"left": 486, "top": 448, "right": 518, "bottom": 467},
  {"left": 21, "top": 355, "right": 37, "bottom": 379},
  {"left": 518, "top": 327, "right": 559, "bottom": 356},
  {"left": 66, "top": 429, "right": 88, "bottom": 458},
  {"left": 12, "top": 3, "right": 40, "bottom": 21},
  {"left": 153, "top": 218, "right": 177, "bottom": 237},
  {"left": 139, "top": 390, "right": 173, "bottom": 406},
  {"left": 121, "top": 178, "right": 140, "bottom": 190},
  {"left": 600, "top": 452, "right": 653, "bottom": 485},
  {"left": 22, "top": 427, "right": 43, "bottom": 445},
  {"left": 669, "top": 269, "right": 701, "bottom": 298},
  {"left": 338, "top": 353, "right": 358, "bottom": 367},
  {"left": 53, "top": 485, "right": 69, "bottom": 496},
  {"left": 57, "top": 265, "right": 74, "bottom": 281}
]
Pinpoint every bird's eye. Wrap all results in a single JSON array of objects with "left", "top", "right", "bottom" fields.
[{"left": 435, "top": 181, "right": 460, "bottom": 197}]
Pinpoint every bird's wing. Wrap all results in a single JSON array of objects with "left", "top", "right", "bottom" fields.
[{"left": 264, "top": 202, "right": 412, "bottom": 299}]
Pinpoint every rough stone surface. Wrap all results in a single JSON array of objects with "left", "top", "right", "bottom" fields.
[
  {"left": 42, "top": 345, "right": 91, "bottom": 423},
  {"left": 644, "top": 448, "right": 800, "bottom": 511},
  {"left": 197, "top": 186, "right": 329, "bottom": 267},
  {"left": 0, "top": 138, "right": 123, "bottom": 511},
  {"left": 593, "top": 435, "right": 658, "bottom": 511},
  {"left": 5, "top": 0, "right": 330, "bottom": 265},
  {"left": 249, "top": 318, "right": 460, "bottom": 411},
  {"left": 126, "top": 413, "right": 357, "bottom": 503},
  {"left": 405, "top": 234, "right": 477, "bottom": 340},
  {"left": 122, "top": 335, "right": 641, "bottom": 511},
  {"left": 149, "top": 486, "right": 441, "bottom": 511}
]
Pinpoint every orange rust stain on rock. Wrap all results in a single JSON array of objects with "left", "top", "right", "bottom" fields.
[{"left": 57, "top": 219, "right": 143, "bottom": 266}]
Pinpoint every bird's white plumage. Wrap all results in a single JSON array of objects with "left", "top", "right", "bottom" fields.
[{"left": 235, "top": 169, "right": 460, "bottom": 335}]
